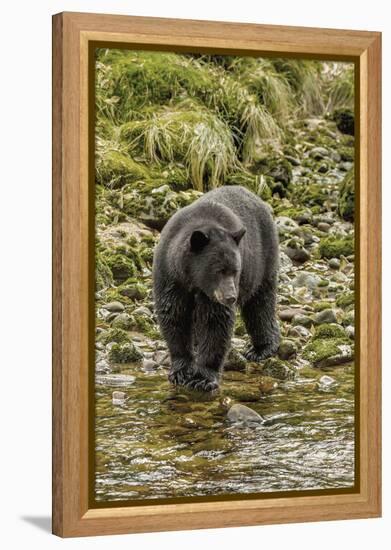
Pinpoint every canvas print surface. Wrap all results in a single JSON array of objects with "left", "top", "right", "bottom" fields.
[{"left": 94, "top": 49, "right": 356, "bottom": 503}]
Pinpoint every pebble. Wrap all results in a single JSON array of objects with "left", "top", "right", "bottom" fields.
[
  {"left": 317, "top": 222, "right": 331, "bottom": 232},
  {"left": 328, "top": 258, "right": 341, "bottom": 270},
  {"left": 227, "top": 404, "right": 264, "bottom": 425},
  {"left": 292, "top": 314, "right": 313, "bottom": 328},
  {"left": 317, "top": 375, "right": 337, "bottom": 391},
  {"left": 133, "top": 306, "right": 153, "bottom": 317},
  {"left": 112, "top": 391, "right": 126, "bottom": 405},
  {"left": 153, "top": 350, "right": 170, "bottom": 365},
  {"left": 287, "top": 325, "right": 312, "bottom": 340},
  {"left": 278, "top": 339, "right": 297, "bottom": 360},
  {"left": 310, "top": 146, "right": 329, "bottom": 160},
  {"left": 285, "top": 246, "right": 311, "bottom": 263},
  {"left": 314, "top": 309, "right": 337, "bottom": 324},
  {"left": 102, "top": 301, "right": 125, "bottom": 312},
  {"left": 279, "top": 308, "right": 306, "bottom": 322},
  {"left": 142, "top": 358, "right": 159, "bottom": 371},
  {"left": 292, "top": 271, "right": 321, "bottom": 289},
  {"left": 95, "top": 359, "right": 111, "bottom": 374},
  {"left": 345, "top": 325, "right": 355, "bottom": 340}
]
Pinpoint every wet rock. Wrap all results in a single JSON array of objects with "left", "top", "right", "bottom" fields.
[
  {"left": 112, "top": 391, "right": 127, "bottom": 405},
  {"left": 310, "top": 146, "right": 329, "bottom": 160},
  {"left": 279, "top": 308, "right": 307, "bottom": 322},
  {"left": 108, "top": 342, "right": 143, "bottom": 363},
  {"left": 284, "top": 245, "right": 310, "bottom": 264},
  {"left": 328, "top": 258, "right": 341, "bottom": 270},
  {"left": 287, "top": 325, "right": 311, "bottom": 340},
  {"left": 314, "top": 309, "right": 337, "bottom": 325},
  {"left": 142, "top": 358, "right": 159, "bottom": 371},
  {"left": 103, "top": 301, "right": 125, "bottom": 312},
  {"left": 278, "top": 339, "right": 297, "bottom": 360},
  {"left": 292, "top": 314, "right": 313, "bottom": 328},
  {"left": 227, "top": 404, "right": 264, "bottom": 424},
  {"left": 262, "top": 358, "right": 295, "bottom": 380},
  {"left": 317, "top": 375, "right": 337, "bottom": 391},
  {"left": 96, "top": 374, "right": 136, "bottom": 387},
  {"left": 279, "top": 251, "right": 293, "bottom": 274},
  {"left": 96, "top": 359, "right": 111, "bottom": 374},
  {"left": 317, "top": 222, "right": 331, "bottom": 233},
  {"left": 345, "top": 325, "right": 355, "bottom": 340},
  {"left": 219, "top": 396, "right": 233, "bottom": 410},
  {"left": 292, "top": 271, "right": 321, "bottom": 289},
  {"left": 225, "top": 349, "right": 247, "bottom": 372},
  {"left": 258, "top": 376, "right": 278, "bottom": 394}
]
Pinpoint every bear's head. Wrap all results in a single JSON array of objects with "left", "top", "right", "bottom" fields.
[{"left": 187, "top": 225, "right": 246, "bottom": 307}]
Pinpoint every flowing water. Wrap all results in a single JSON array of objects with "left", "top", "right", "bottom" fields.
[{"left": 94, "top": 360, "right": 355, "bottom": 502}]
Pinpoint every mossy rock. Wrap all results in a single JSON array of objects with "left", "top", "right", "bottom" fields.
[
  {"left": 339, "top": 146, "right": 354, "bottom": 162},
  {"left": 262, "top": 358, "right": 295, "bottom": 380},
  {"left": 119, "top": 279, "right": 148, "bottom": 301},
  {"left": 98, "top": 328, "right": 130, "bottom": 346},
  {"left": 105, "top": 254, "right": 137, "bottom": 282},
  {"left": 96, "top": 149, "right": 149, "bottom": 189},
  {"left": 303, "top": 337, "right": 353, "bottom": 368},
  {"left": 96, "top": 254, "right": 113, "bottom": 291},
  {"left": 313, "top": 323, "right": 346, "bottom": 340},
  {"left": 338, "top": 169, "right": 355, "bottom": 221},
  {"left": 336, "top": 292, "right": 355, "bottom": 309},
  {"left": 108, "top": 342, "right": 143, "bottom": 363},
  {"left": 318, "top": 234, "right": 354, "bottom": 259}
]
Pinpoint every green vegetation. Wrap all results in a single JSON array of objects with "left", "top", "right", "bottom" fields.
[{"left": 318, "top": 235, "right": 354, "bottom": 259}]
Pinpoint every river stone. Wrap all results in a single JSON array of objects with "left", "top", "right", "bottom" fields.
[
  {"left": 292, "top": 314, "right": 313, "bottom": 328},
  {"left": 225, "top": 349, "right": 247, "bottom": 372},
  {"left": 96, "top": 359, "right": 111, "bottom": 374},
  {"left": 345, "top": 325, "right": 355, "bottom": 340},
  {"left": 284, "top": 246, "right": 311, "bottom": 263},
  {"left": 112, "top": 391, "right": 126, "bottom": 405},
  {"left": 310, "top": 146, "right": 329, "bottom": 160},
  {"left": 262, "top": 358, "right": 295, "bottom": 380},
  {"left": 142, "top": 358, "right": 159, "bottom": 371},
  {"left": 96, "top": 374, "right": 136, "bottom": 387},
  {"left": 278, "top": 339, "right": 297, "bottom": 360},
  {"left": 314, "top": 309, "right": 337, "bottom": 325},
  {"left": 103, "top": 301, "right": 125, "bottom": 312},
  {"left": 317, "top": 222, "right": 331, "bottom": 233},
  {"left": 287, "top": 325, "right": 312, "bottom": 340},
  {"left": 279, "top": 251, "right": 293, "bottom": 274},
  {"left": 328, "top": 258, "right": 341, "bottom": 270},
  {"left": 316, "top": 344, "right": 354, "bottom": 368},
  {"left": 111, "top": 312, "right": 132, "bottom": 329},
  {"left": 279, "top": 308, "right": 306, "bottom": 322},
  {"left": 292, "top": 271, "right": 321, "bottom": 289},
  {"left": 227, "top": 404, "right": 264, "bottom": 425},
  {"left": 317, "top": 375, "right": 337, "bottom": 391},
  {"left": 133, "top": 306, "right": 153, "bottom": 317}
]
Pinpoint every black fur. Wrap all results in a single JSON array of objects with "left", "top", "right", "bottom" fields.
[{"left": 152, "top": 185, "right": 280, "bottom": 392}]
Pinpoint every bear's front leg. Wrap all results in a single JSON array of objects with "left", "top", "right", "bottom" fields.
[
  {"left": 154, "top": 283, "right": 194, "bottom": 387},
  {"left": 242, "top": 277, "right": 280, "bottom": 362},
  {"left": 185, "top": 293, "right": 235, "bottom": 393}
]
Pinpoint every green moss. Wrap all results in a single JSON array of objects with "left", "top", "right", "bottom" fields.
[
  {"left": 303, "top": 337, "right": 352, "bottom": 365},
  {"left": 338, "top": 169, "right": 355, "bottom": 221},
  {"left": 313, "top": 323, "right": 346, "bottom": 340},
  {"left": 314, "top": 301, "right": 334, "bottom": 312},
  {"left": 339, "top": 146, "right": 354, "bottom": 162},
  {"left": 336, "top": 292, "right": 355, "bottom": 309},
  {"left": 318, "top": 235, "right": 354, "bottom": 259},
  {"left": 105, "top": 254, "right": 137, "bottom": 282},
  {"left": 119, "top": 279, "right": 148, "bottom": 301},
  {"left": 96, "top": 149, "right": 149, "bottom": 189},
  {"left": 96, "top": 254, "right": 113, "bottom": 290},
  {"left": 108, "top": 342, "right": 142, "bottom": 363},
  {"left": 262, "top": 358, "right": 295, "bottom": 380},
  {"left": 98, "top": 328, "right": 130, "bottom": 345}
]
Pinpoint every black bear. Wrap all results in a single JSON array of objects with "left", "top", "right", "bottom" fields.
[{"left": 152, "top": 185, "right": 280, "bottom": 392}]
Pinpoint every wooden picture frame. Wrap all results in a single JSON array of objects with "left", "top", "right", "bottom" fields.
[{"left": 52, "top": 11, "right": 381, "bottom": 538}]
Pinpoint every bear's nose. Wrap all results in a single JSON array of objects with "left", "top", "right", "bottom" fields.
[{"left": 225, "top": 296, "right": 237, "bottom": 306}]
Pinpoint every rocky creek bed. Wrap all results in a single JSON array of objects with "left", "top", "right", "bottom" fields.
[{"left": 94, "top": 51, "right": 356, "bottom": 501}]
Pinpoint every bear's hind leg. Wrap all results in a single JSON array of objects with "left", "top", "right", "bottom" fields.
[
  {"left": 185, "top": 294, "right": 235, "bottom": 393},
  {"left": 242, "top": 278, "right": 280, "bottom": 362}
]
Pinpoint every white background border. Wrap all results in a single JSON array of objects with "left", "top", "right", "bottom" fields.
[{"left": 0, "top": 1, "right": 388, "bottom": 547}]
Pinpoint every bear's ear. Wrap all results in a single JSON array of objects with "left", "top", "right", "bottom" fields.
[
  {"left": 232, "top": 227, "right": 246, "bottom": 245},
  {"left": 190, "top": 230, "right": 210, "bottom": 253}
]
